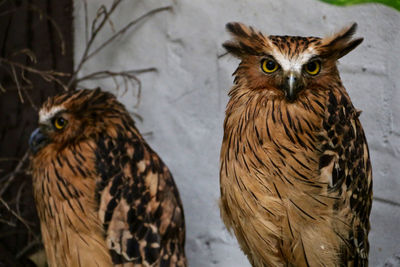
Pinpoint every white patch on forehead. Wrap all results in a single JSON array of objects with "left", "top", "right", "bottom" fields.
[
  {"left": 39, "top": 105, "right": 65, "bottom": 124},
  {"left": 272, "top": 46, "right": 317, "bottom": 73}
]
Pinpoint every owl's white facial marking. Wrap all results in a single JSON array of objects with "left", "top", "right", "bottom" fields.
[
  {"left": 272, "top": 46, "right": 317, "bottom": 74},
  {"left": 39, "top": 105, "right": 65, "bottom": 124}
]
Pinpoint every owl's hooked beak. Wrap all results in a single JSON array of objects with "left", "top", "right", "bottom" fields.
[
  {"left": 29, "top": 128, "right": 49, "bottom": 154},
  {"left": 283, "top": 73, "right": 302, "bottom": 101}
]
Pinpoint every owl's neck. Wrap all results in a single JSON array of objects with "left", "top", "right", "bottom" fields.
[
  {"left": 31, "top": 140, "right": 113, "bottom": 267},
  {"left": 225, "top": 86, "right": 327, "bottom": 130},
  {"left": 222, "top": 86, "right": 328, "bottom": 160}
]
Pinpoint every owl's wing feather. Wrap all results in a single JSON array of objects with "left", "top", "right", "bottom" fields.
[
  {"left": 95, "top": 131, "right": 186, "bottom": 266},
  {"left": 319, "top": 89, "right": 372, "bottom": 265}
]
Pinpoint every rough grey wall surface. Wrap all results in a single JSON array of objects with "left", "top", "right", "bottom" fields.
[{"left": 74, "top": 1, "right": 400, "bottom": 266}]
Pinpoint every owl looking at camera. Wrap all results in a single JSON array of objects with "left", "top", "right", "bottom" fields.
[{"left": 220, "top": 23, "right": 372, "bottom": 266}]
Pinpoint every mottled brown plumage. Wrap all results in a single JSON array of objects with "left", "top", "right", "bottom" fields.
[
  {"left": 29, "top": 89, "right": 186, "bottom": 267},
  {"left": 220, "top": 22, "right": 372, "bottom": 266}
]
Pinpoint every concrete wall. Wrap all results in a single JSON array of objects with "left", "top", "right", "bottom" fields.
[{"left": 74, "top": 1, "right": 400, "bottom": 266}]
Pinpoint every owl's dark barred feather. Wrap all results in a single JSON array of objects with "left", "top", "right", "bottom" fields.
[
  {"left": 220, "top": 22, "right": 372, "bottom": 267},
  {"left": 30, "top": 89, "right": 186, "bottom": 267},
  {"left": 321, "top": 89, "right": 372, "bottom": 264}
]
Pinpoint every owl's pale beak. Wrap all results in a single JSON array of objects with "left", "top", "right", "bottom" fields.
[
  {"left": 283, "top": 73, "right": 301, "bottom": 101},
  {"left": 29, "top": 128, "right": 49, "bottom": 154}
]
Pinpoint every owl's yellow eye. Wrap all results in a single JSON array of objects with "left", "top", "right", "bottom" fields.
[
  {"left": 305, "top": 61, "right": 321, "bottom": 75},
  {"left": 53, "top": 117, "right": 67, "bottom": 130},
  {"left": 261, "top": 59, "right": 279, "bottom": 73}
]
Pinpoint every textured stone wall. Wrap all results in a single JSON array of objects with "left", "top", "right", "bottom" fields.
[{"left": 74, "top": 1, "right": 400, "bottom": 266}]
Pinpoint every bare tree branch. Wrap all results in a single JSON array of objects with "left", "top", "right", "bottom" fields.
[
  {"left": 76, "top": 68, "right": 156, "bottom": 107},
  {"left": 10, "top": 64, "right": 23, "bottom": 103},
  {"left": 68, "top": 3, "right": 171, "bottom": 89},
  {"left": 85, "top": 6, "right": 172, "bottom": 62},
  {"left": 67, "top": 0, "right": 122, "bottom": 88},
  {"left": 84, "top": 0, "right": 89, "bottom": 45},
  {"left": 76, "top": 67, "right": 156, "bottom": 82},
  {"left": 0, "top": 218, "right": 16, "bottom": 227},
  {"left": 15, "top": 236, "right": 42, "bottom": 259},
  {"left": 0, "top": 83, "right": 6, "bottom": 92},
  {"left": 0, "top": 197, "right": 33, "bottom": 234},
  {"left": 15, "top": 181, "right": 27, "bottom": 216},
  {"left": 0, "top": 151, "right": 29, "bottom": 197},
  {"left": 10, "top": 48, "right": 37, "bottom": 63},
  {"left": 28, "top": 4, "right": 66, "bottom": 55},
  {"left": 0, "top": 4, "right": 66, "bottom": 55},
  {"left": 0, "top": 157, "right": 20, "bottom": 162},
  {"left": 0, "top": 58, "right": 70, "bottom": 92}
]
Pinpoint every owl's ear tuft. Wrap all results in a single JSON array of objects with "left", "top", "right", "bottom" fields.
[
  {"left": 320, "top": 23, "right": 363, "bottom": 59},
  {"left": 226, "top": 22, "right": 252, "bottom": 39},
  {"left": 223, "top": 22, "right": 270, "bottom": 58}
]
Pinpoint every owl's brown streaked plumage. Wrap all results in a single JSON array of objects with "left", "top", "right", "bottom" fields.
[
  {"left": 29, "top": 89, "right": 186, "bottom": 267},
  {"left": 220, "top": 22, "right": 372, "bottom": 266}
]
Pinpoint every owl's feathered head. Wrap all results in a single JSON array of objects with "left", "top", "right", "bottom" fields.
[
  {"left": 29, "top": 88, "right": 132, "bottom": 154},
  {"left": 223, "top": 22, "right": 363, "bottom": 101}
]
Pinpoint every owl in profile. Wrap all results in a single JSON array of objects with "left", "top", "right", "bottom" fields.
[
  {"left": 220, "top": 23, "right": 372, "bottom": 266},
  {"left": 29, "top": 88, "right": 186, "bottom": 267}
]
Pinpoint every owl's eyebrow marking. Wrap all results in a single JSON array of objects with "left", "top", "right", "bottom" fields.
[
  {"left": 307, "top": 55, "right": 321, "bottom": 62},
  {"left": 259, "top": 53, "right": 272, "bottom": 57},
  {"left": 52, "top": 110, "right": 67, "bottom": 119},
  {"left": 39, "top": 106, "right": 66, "bottom": 123},
  {"left": 260, "top": 54, "right": 278, "bottom": 62}
]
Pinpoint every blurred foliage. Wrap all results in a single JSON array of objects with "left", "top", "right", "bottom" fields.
[{"left": 319, "top": 0, "right": 400, "bottom": 11}]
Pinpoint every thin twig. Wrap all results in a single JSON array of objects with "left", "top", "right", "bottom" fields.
[
  {"left": 85, "top": 6, "right": 172, "bottom": 62},
  {"left": 0, "top": 151, "right": 29, "bottom": 197},
  {"left": 28, "top": 4, "right": 66, "bottom": 55},
  {"left": 67, "top": 0, "right": 122, "bottom": 88},
  {"left": 0, "top": 218, "right": 16, "bottom": 227},
  {"left": 141, "top": 131, "right": 153, "bottom": 138},
  {"left": 15, "top": 181, "right": 27, "bottom": 215},
  {"left": 76, "top": 68, "right": 156, "bottom": 82},
  {"left": 0, "top": 83, "right": 6, "bottom": 92},
  {"left": 10, "top": 65, "right": 24, "bottom": 103},
  {"left": 131, "top": 111, "right": 143, "bottom": 122},
  {"left": 218, "top": 51, "right": 229, "bottom": 58},
  {"left": 0, "top": 157, "right": 20, "bottom": 162},
  {"left": 0, "top": 4, "right": 66, "bottom": 55},
  {"left": 0, "top": 197, "right": 33, "bottom": 233},
  {"left": 76, "top": 68, "right": 156, "bottom": 107},
  {"left": 0, "top": 7, "right": 18, "bottom": 17},
  {"left": 0, "top": 169, "right": 27, "bottom": 182},
  {"left": 0, "top": 229, "right": 29, "bottom": 239},
  {"left": 84, "top": 0, "right": 89, "bottom": 45},
  {"left": 0, "top": 58, "right": 69, "bottom": 91},
  {"left": 68, "top": 2, "right": 171, "bottom": 89},
  {"left": 10, "top": 48, "right": 37, "bottom": 63},
  {"left": 19, "top": 81, "right": 37, "bottom": 110},
  {"left": 374, "top": 196, "right": 400, "bottom": 207},
  {"left": 91, "top": 5, "right": 108, "bottom": 35},
  {"left": 16, "top": 236, "right": 42, "bottom": 259}
]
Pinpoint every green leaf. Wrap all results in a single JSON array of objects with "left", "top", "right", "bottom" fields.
[{"left": 319, "top": 0, "right": 400, "bottom": 11}]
